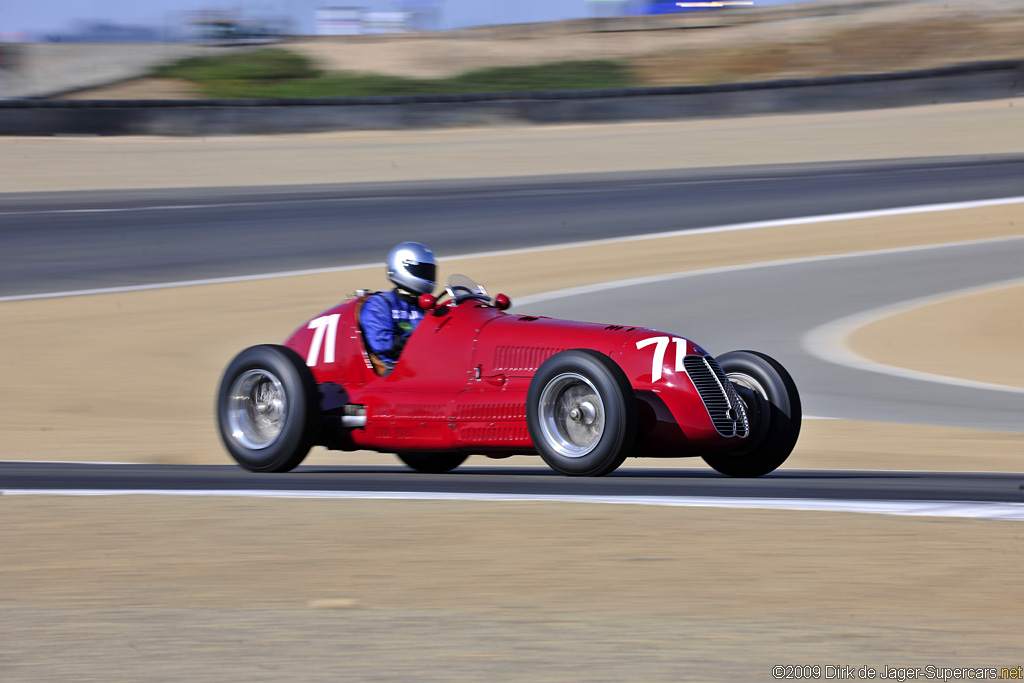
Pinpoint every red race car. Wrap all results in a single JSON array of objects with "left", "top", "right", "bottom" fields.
[{"left": 217, "top": 275, "right": 800, "bottom": 477}]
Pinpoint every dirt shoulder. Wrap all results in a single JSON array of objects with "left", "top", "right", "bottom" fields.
[
  {"left": 59, "top": 77, "right": 203, "bottom": 100},
  {"left": 849, "top": 281, "right": 1024, "bottom": 391},
  {"left": 4, "top": 98, "right": 1023, "bottom": 193},
  {"left": 2, "top": 495, "right": 1021, "bottom": 680}
]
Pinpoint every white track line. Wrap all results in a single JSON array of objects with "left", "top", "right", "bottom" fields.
[
  {"left": 0, "top": 262, "right": 381, "bottom": 303},
  {"left": 454, "top": 196, "right": 1024, "bottom": 262},
  {"left": 513, "top": 235, "right": 1024, "bottom": 393},
  {"left": 3, "top": 196, "right": 1023, "bottom": 304},
  {"left": 4, "top": 489, "right": 1024, "bottom": 521},
  {"left": 802, "top": 277, "right": 1024, "bottom": 395},
  {"left": 0, "top": 459, "right": 137, "bottom": 465},
  {"left": 0, "top": 173, "right": 1010, "bottom": 218},
  {"left": 517, "top": 234, "right": 1024, "bottom": 306},
  {"left": 0, "top": 178, "right": 782, "bottom": 218},
  {"left": 514, "top": 235, "right": 1024, "bottom": 396}
]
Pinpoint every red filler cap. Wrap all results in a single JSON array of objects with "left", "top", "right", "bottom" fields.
[{"left": 418, "top": 293, "right": 437, "bottom": 311}]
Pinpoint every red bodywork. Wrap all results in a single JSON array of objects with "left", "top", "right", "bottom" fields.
[{"left": 284, "top": 295, "right": 742, "bottom": 457}]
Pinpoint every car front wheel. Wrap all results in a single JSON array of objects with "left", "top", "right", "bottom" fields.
[
  {"left": 527, "top": 349, "right": 637, "bottom": 476},
  {"left": 702, "top": 350, "right": 801, "bottom": 477}
]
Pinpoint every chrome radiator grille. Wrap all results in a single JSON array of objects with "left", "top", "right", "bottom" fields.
[{"left": 683, "top": 355, "right": 750, "bottom": 438}]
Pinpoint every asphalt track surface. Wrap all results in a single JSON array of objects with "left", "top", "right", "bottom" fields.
[
  {"left": 2, "top": 155, "right": 1023, "bottom": 298},
  {"left": 528, "top": 237, "right": 1024, "bottom": 433},
  {"left": 2, "top": 462, "right": 1023, "bottom": 505},
  {"left": 3, "top": 155, "right": 1023, "bottom": 507}
]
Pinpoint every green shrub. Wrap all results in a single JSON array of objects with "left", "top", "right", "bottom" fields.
[
  {"left": 152, "top": 49, "right": 321, "bottom": 89},
  {"left": 152, "top": 50, "right": 634, "bottom": 98}
]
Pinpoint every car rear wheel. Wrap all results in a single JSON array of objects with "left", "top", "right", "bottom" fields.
[
  {"left": 396, "top": 452, "right": 469, "bottom": 473},
  {"left": 702, "top": 350, "right": 801, "bottom": 477},
  {"left": 527, "top": 349, "right": 637, "bottom": 476},
  {"left": 217, "top": 344, "right": 319, "bottom": 473}
]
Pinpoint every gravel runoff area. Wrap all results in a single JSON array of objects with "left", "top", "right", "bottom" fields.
[
  {"left": 4, "top": 98, "right": 1023, "bottom": 193},
  {"left": 2, "top": 496, "right": 1023, "bottom": 681},
  {"left": 2, "top": 105, "right": 1023, "bottom": 681},
  {"left": 853, "top": 280, "right": 1024, "bottom": 390}
]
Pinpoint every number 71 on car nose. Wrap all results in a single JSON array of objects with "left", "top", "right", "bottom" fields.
[{"left": 636, "top": 336, "right": 689, "bottom": 382}]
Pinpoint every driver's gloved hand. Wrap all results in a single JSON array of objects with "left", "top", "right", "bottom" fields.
[{"left": 389, "top": 334, "right": 408, "bottom": 358}]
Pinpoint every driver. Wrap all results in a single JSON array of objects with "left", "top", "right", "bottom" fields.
[{"left": 360, "top": 241, "right": 437, "bottom": 373}]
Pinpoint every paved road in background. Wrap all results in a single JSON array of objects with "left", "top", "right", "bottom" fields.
[
  {"left": 528, "top": 237, "right": 1024, "bottom": 433},
  {"left": 3, "top": 155, "right": 1024, "bottom": 431},
  {"left": 2, "top": 156, "right": 1023, "bottom": 298}
]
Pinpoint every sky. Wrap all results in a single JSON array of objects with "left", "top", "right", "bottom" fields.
[{"left": 0, "top": 0, "right": 819, "bottom": 38}]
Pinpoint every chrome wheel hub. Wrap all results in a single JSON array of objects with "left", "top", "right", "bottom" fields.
[
  {"left": 538, "top": 373, "right": 605, "bottom": 459},
  {"left": 227, "top": 369, "right": 287, "bottom": 450},
  {"left": 728, "top": 372, "right": 768, "bottom": 405}
]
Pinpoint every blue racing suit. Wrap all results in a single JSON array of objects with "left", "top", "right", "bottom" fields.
[{"left": 359, "top": 289, "right": 425, "bottom": 366}]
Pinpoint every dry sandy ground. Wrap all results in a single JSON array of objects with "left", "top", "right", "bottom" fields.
[
  {"left": 59, "top": 77, "right": 203, "bottom": 100},
  {"left": 2, "top": 497, "right": 1023, "bottom": 680},
  {"left": 285, "top": 0, "right": 1024, "bottom": 84},
  {"left": 3, "top": 107, "right": 1023, "bottom": 679},
  {"left": 852, "top": 280, "right": 1024, "bottom": 390},
  {"left": 4, "top": 97, "right": 1023, "bottom": 193}
]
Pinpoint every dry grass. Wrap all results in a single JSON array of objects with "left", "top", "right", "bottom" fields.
[
  {"left": 631, "top": 12, "right": 1024, "bottom": 86},
  {"left": 60, "top": 77, "right": 202, "bottom": 100}
]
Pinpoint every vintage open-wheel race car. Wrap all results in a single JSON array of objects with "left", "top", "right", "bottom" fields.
[{"left": 217, "top": 275, "right": 800, "bottom": 477}]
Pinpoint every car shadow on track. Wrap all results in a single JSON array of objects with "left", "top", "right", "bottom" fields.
[{"left": 296, "top": 465, "right": 934, "bottom": 480}]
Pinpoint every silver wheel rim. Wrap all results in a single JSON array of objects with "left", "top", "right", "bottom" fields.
[
  {"left": 728, "top": 372, "right": 767, "bottom": 403},
  {"left": 538, "top": 372, "right": 605, "bottom": 459},
  {"left": 227, "top": 369, "right": 287, "bottom": 450}
]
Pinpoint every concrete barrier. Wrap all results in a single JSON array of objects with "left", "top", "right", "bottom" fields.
[
  {"left": 0, "top": 43, "right": 261, "bottom": 100},
  {"left": 1, "top": 60, "right": 1022, "bottom": 136}
]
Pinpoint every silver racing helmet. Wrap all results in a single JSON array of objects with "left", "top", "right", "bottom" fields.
[{"left": 385, "top": 241, "right": 437, "bottom": 296}]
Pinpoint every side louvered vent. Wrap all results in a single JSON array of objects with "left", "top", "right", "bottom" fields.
[
  {"left": 493, "top": 346, "right": 563, "bottom": 373},
  {"left": 455, "top": 403, "right": 525, "bottom": 421},
  {"left": 683, "top": 355, "right": 749, "bottom": 438}
]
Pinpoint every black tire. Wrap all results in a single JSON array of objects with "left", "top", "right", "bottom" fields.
[
  {"left": 526, "top": 349, "right": 637, "bottom": 476},
  {"left": 702, "top": 350, "right": 801, "bottom": 478},
  {"left": 396, "top": 452, "right": 469, "bottom": 473},
  {"left": 217, "top": 344, "right": 319, "bottom": 473}
]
